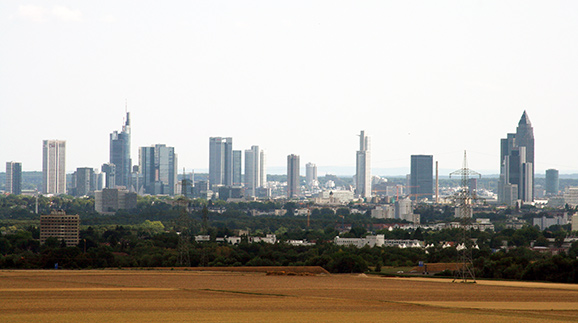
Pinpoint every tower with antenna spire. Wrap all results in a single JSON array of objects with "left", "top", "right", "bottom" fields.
[
  {"left": 355, "top": 130, "right": 371, "bottom": 199},
  {"left": 110, "top": 109, "right": 132, "bottom": 189}
]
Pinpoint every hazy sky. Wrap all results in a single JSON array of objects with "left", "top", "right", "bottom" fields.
[{"left": 2, "top": 1, "right": 577, "bottom": 175}]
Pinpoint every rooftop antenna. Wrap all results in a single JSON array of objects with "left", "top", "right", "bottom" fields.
[{"left": 449, "top": 150, "right": 481, "bottom": 283}]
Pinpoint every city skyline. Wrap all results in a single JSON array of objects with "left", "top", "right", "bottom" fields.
[{"left": 2, "top": 2, "right": 578, "bottom": 174}]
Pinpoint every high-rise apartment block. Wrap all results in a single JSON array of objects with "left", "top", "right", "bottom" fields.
[
  {"left": 40, "top": 210, "right": 80, "bottom": 247},
  {"left": 545, "top": 169, "right": 559, "bottom": 196},
  {"left": 139, "top": 144, "right": 177, "bottom": 195},
  {"left": 499, "top": 111, "right": 535, "bottom": 205},
  {"left": 287, "top": 154, "right": 300, "bottom": 198},
  {"left": 110, "top": 112, "right": 131, "bottom": 189},
  {"left": 355, "top": 131, "right": 371, "bottom": 198},
  {"left": 42, "top": 140, "right": 66, "bottom": 195},
  {"left": 5, "top": 161, "right": 22, "bottom": 195},
  {"left": 306, "top": 162, "right": 317, "bottom": 186},
  {"left": 245, "top": 146, "right": 266, "bottom": 197},
  {"left": 410, "top": 155, "right": 433, "bottom": 201},
  {"left": 209, "top": 137, "right": 233, "bottom": 187}
]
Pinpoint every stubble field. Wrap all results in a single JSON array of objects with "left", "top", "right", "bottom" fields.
[{"left": 1, "top": 269, "right": 578, "bottom": 322}]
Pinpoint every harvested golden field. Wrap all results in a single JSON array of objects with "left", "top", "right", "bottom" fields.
[{"left": 1, "top": 269, "right": 578, "bottom": 322}]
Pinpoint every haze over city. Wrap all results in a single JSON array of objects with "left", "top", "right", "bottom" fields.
[{"left": 2, "top": 1, "right": 577, "bottom": 175}]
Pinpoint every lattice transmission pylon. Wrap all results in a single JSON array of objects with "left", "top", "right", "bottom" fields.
[
  {"left": 176, "top": 173, "right": 192, "bottom": 267},
  {"left": 449, "top": 151, "right": 480, "bottom": 283}
]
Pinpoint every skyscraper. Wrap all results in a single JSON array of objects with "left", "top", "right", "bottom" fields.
[
  {"left": 42, "top": 140, "right": 66, "bottom": 195},
  {"left": 545, "top": 169, "right": 559, "bottom": 196},
  {"left": 74, "top": 167, "right": 96, "bottom": 196},
  {"left": 101, "top": 163, "right": 116, "bottom": 189},
  {"left": 139, "top": 146, "right": 155, "bottom": 194},
  {"left": 5, "top": 161, "right": 22, "bottom": 195},
  {"left": 155, "top": 144, "right": 177, "bottom": 196},
  {"left": 355, "top": 130, "right": 371, "bottom": 198},
  {"left": 110, "top": 112, "right": 131, "bottom": 188},
  {"left": 410, "top": 155, "right": 433, "bottom": 200},
  {"left": 245, "top": 145, "right": 265, "bottom": 197},
  {"left": 139, "top": 144, "right": 177, "bottom": 195},
  {"left": 499, "top": 111, "right": 535, "bottom": 204},
  {"left": 209, "top": 137, "right": 233, "bottom": 187},
  {"left": 287, "top": 154, "right": 300, "bottom": 198},
  {"left": 232, "top": 150, "right": 242, "bottom": 186},
  {"left": 306, "top": 162, "right": 317, "bottom": 186}
]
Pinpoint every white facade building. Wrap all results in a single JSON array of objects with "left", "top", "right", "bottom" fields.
[{"left": 42, "top": 140, "right": 66, "bottom": 195}]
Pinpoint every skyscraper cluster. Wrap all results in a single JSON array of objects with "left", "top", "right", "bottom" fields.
[
  {"left": 4, "top": 109, "right": 548, "bottom": 208},
  {"left": 498, "top": 111, "right": 535, "bottom": 205},
  {"left": 208, "top": 138, "right": 267, "bottom": 198}
]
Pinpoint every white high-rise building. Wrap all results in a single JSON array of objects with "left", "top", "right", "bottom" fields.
[
  {"left": 245, "top": 146, "right": 266, "bottom": 197},
  {"left": 355, "top": 131, "right": 371, "bottom": 199},
  {"left": 306, "top": 162, "right": 317, "bottom": 186},
  {"left": 42, "top": 140, "right": 66, "bottom": 195}
]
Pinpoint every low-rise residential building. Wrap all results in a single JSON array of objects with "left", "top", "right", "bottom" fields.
[
  {"left": 533, "top": 214, "right": 569, "bottom": 230},
  {"left": 564, "top": 187, "right": 578, "bottom": 208},
  {"left": 334, "top": 235, "right": 424, "bottom": 248},
  {"left": 334, "top": 234, "right": 385, "bottom": 248}
]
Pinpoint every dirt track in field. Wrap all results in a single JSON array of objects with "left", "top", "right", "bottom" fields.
[{"left": 1, "top": 269, "right": 577, "bottom": 322}]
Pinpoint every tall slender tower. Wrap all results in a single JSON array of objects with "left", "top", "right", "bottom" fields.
[
  {"left": 287, "top": 154, "right": 300, "bottom": 198},
  {"left": 110, "top": 112, "right": 131, "bottom": 188},
  {"left": 499, "top": 111, "right": 534, "bottom": 204},
  {"left": 355, "top": 130, "right": 371, "bottom": 198},
  {"left": 42, "top": 140, "right": 66, "bottom": 194}
]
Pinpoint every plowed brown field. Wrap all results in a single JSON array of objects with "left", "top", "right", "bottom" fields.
[{"left": 1, "top": 269, "right": 578, "bottom": 322}]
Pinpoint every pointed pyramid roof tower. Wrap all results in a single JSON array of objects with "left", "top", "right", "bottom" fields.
[{"left": 518, "top": 110, "right": 531, "bottom": 126}]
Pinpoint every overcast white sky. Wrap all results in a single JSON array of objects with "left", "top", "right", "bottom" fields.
[{"left": 1, "top": 1, "right": 577, "bottom": 175}]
